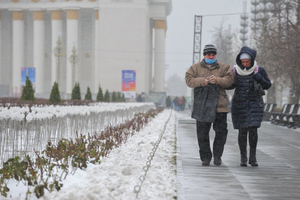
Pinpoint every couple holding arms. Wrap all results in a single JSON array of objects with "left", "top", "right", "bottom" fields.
[{"left": 185, "top": 44, "right": 272, "bottom": 167}]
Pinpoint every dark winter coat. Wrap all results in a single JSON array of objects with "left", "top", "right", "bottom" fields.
[
  {"left": 229, "top": 46, "right": 272, "bottom": 129},
  {"left": 185, "top": 59, "right": 234, "bottom": 113}
]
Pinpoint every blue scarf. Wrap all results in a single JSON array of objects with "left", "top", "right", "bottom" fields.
[{"left": 205, "top": 58, "right": 216, "bottom": 64}]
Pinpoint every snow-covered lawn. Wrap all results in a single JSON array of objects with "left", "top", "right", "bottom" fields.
[{"left": 4, "top": 109, "right": 177, "bottom": 200}]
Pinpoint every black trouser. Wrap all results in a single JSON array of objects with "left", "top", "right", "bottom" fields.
[
  {"left": 238, "top": 127, "right": 258, "bottom": 162},
  {"left": 196, "top": 113, "right": 228, "bottom": 162}
]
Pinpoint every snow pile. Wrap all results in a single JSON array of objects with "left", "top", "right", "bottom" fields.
[
  {"left": 4, "top": 109, "right": 177, "bottom": 200},
  {"left": 0, "top": 103, "right": 156, "bottom": 165},
  {"left": 0, "top": 103, "right": 155, "bottom": 121}
]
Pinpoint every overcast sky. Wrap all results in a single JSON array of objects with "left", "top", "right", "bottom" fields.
[{"left": 165, "top": 0, "right": 251, "bottom": 81}]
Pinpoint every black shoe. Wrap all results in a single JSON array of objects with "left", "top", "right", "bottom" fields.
[
  {"left": 240, "top": 157, "right": 247, "bottom": 167},
  {"left": 249, "top": 161, "right": 258, "bottom": 167},
  {"left": 202, "top": 160, "right": 210, "bottom": 166},
  {"left": 249, "top": 157, "right": 258, "bottom": 167},
  {"left": 214, "top": 157, "right": 222, "bottom": 166},
  {"left": 240, "top": 163, "right": 247, "bottom": 167}
]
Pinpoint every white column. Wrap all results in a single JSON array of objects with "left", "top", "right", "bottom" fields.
[
  {"left": 0, "top": 10, "right": 2, "bottom": 85},
  {"left": 153, "top": 20, "right": 166, "bottom": 93},
  {"left": 65, "top": 8, "right": 79, "bottom": 94},
  {"left": 94, "top": 9, "right": 99, "bottom": 93},
  {"left": 149, "top": 23, "right": 154, "bottom": 92},
  {"left": 32, "top": 10, "right": 45, "bottom": 94},
  {"left": 12, "top": 10, "right": 24, "bottom": 97},
  {"left": 50, "top": 10, "right": 63, "bottom": 86}
]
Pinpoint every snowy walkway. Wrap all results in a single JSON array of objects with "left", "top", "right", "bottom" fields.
[{"left": 176, "top": 110, "right": 300, "bottom": 200}]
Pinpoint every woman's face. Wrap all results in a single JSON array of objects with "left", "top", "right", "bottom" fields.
[{"left": 241, "top": 59, "right": 251, "bottom": 68}]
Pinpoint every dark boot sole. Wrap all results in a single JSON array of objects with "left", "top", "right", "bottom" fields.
[
  {"left": 213, "top": 157, "right": 222, "bottom": 166},
  {"left": 202, "top": 160, "right": 211, "bottom": 166},
  {"left": 249, "top": 161, "right": 258, "bottom": 167}
]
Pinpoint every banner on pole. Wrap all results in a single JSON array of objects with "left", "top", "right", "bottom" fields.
[
  {"left": 21, "top": 67, "right": 36, "bottom": 86},
  {"left": 122, "top": 70, "right": 136, "bottom": 98}
]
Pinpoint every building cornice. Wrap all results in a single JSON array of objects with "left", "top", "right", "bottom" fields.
[
  {"left": 149, "top": 0, "right": 172, "bottom": 16},
  {"left": 0, "top": 1, "right": 98, "bottom": 10}
]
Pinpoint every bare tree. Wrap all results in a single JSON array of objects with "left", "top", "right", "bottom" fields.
[
  {"left": 249, "top": 0, "right": 300, "bottom": 104},
  {"left": 212, "top": 21, "right": 234, "bottom": 65}
]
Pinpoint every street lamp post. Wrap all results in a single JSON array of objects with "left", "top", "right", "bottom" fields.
[
  {"left": 69, "top": 46, "right": 78, "bottom": 89},
  {"left": 54, "top": 37, "right": 63, "bottom": 86}
]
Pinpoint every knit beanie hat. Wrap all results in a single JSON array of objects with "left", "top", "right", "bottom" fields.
[
  {"left": 203, "top": 44, "right": 217, "bottom": 56},
  {"left": 240, "top": 53, "right": 251, "bottom": 60}
]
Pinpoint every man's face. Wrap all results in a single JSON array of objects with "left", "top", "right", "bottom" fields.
[
  {"left": 241, "top": 59, "right": 251, "bottom": 67},
  {"left": 204, "top": 53, "right": 216, "bottom": 59}
]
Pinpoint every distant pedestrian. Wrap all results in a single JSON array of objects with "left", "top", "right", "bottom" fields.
[
  {"left": 141, "top": 92, "right": 146, "bottom": 102},
  {"left": 185, "top": 44, "right": 234, "bottom": 166},
  {"left": 187, "top": 98, "right": 191, "bottom": 110},
  {"left": 177, "top": 96, "right": 183, "bottom": 111},
  {"left": 173, "top": 96, "right": 178, "bottom": 111},
  {"left": 171, "top": 97, "right": 174, "bottom": 109},
  {"left": 181, "top": 96, "right": 186, "bottom": 111},
  {"left": 228, "top": 46, "right": 271, "bottom": 167},
  {"left": 166, "top": 96, "right": 171, "bottom": 108},
  {"left": 136, "top": 94, "right": 142, "bottom": 102}
]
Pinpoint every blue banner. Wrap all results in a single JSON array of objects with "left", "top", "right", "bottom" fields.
[
  {"left": 122, "top": 70, "right": 136, "bottom": 91},
  {"left": 21, "top": 67, "right": 35, "bottom": 86}
]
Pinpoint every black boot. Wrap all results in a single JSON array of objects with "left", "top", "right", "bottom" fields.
[
  {"left": 249, "top": 128, "right": 258, "bottom": 167},
  {"left": 249, "top": 148, "right": 258, "bottom": 166},
  {"left": 238, "top": 129, "right": 248, "bottom": 167},
  {"left": 212, "top": 113, "right": 228, "bottom": 167},
  {"left": 240, "top": 154, "right": 248, "bottom": 167}
]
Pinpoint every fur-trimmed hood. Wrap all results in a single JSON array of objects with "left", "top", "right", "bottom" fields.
[{"left": 236, "top": 46, "right": 257, "bottom": 70}]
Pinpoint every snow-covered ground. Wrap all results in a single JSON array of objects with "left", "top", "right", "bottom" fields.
[{"left": 4, "top": 109, "right": 177, "bottom": 200}]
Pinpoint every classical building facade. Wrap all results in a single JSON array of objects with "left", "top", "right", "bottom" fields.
[{"left": 0, "top": 0, "right": 172, "bottom": 98}]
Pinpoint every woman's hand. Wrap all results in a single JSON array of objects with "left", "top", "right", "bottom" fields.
[{"left": 254, "top": 66, "right": 259, "bottom": 74}]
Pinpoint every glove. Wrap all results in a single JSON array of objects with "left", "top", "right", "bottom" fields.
[{"left": 254, "top": 65, "right": 259, "bottom": 74}]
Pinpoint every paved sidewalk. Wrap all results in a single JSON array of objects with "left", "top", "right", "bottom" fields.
[{"left": 176, "top": 110, "right": 300, "bottom": 200}]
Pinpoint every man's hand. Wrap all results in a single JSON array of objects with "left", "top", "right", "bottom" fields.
[
  {"left": 209, "top": 75, "right": 216, "bottom": 84},
  {"left": 204, "top": 75, "right": 216, "bottom": 85},
  {"left": 204, "top": 77, "right": 209, "bottom": 86}
]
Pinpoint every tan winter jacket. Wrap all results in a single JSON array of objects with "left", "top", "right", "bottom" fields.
[{"left": 185, "top": 59, "right": 234, "bottom": 113}]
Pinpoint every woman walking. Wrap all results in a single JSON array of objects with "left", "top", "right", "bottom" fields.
[{"left": 229, "top": 46, "right": 272, "bottom": 167}]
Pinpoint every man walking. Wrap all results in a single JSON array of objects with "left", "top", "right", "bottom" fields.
[{"left": 185, "top": 44, "right": 234, "bottom": 166}]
